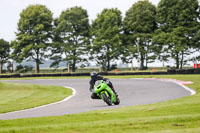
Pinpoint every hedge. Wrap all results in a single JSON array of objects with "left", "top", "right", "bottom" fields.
[{"left": 0, "top": 68, "right": 200, "bottom": 78}]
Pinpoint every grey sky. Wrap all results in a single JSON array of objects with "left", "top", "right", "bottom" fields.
[{"left": 0, "top": 0, "right": 160, "bottom": 42}]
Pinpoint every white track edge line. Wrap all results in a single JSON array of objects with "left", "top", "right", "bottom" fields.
[
  {"left": 0, "top": 86, "right": 76, "bottom": 115},
  {"left": 132, "top": 78, "right": 196, "bottom": 95},
  {"left": 175, "top": 83, "right": 196, "bottom": 95}
]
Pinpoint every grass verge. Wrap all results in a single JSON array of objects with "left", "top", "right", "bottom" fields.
[
  {"left": 0, "top": 82, "right": 72, "bottom": 113},
  {"left": 0, "top": 75, "right": 200, "bottom": 133}
]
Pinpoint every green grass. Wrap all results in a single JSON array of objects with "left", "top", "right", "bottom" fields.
[
  {"left": 0, "top": 75, "right": 200, "bottom": 133},
  {"left": 0, "top": 82, "right": 72, "bottom": 113}
]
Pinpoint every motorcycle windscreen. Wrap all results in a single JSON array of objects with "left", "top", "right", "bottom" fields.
[{"left": 95, "top": 80, "right": 101, "bottom": 86}]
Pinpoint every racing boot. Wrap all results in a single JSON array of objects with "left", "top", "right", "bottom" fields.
[{"left": 91, "top": 92, "right": 101, "bottom": 99}]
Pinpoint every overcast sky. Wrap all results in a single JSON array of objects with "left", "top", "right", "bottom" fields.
[{"left": 0, "top": 0, "right": 160, "bottom": 42}]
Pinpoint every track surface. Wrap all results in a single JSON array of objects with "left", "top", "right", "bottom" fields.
[{"left": 0, "top": 79, "right": 191, "bottom": 120}]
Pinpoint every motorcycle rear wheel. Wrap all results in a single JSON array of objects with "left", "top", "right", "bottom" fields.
[
  {"left": 102, "top": 93, "right": 112, "bottom": 106},
  {"left": 114, "top": 96, "right": 120, "bottom": 105}
]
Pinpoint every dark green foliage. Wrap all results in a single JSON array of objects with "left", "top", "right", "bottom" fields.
[
  {"left": 52, "top": 6, "right": 90, "bottom": 72},
  {"left": 154, "top": 0, "right": 199, "bottom": 69},
  {"left": 6, "top": 61, "right": 14, "bottom": 73},
  {"left": 91, "top": 8, "right": 122, "bottom": 71},
  {"left": 0, "top": 39, "right": 10, "bottom": 74},
  {"left": 11, "top": 4, "right": 53, "bottom": 73},
  {"left": 8, "top": 1, "right": 200, "bottom": 73},
  {"left": 15, "top": 64, "right": 33, "bottom": 73},
  {"left": 123, "top": 0, "right": 157, "bottom": 70},
  {"left": 110, "top": 64, "right": 117, "bottom": 71},
  {"left": 193, "top": 26, "right": 200, "bottom": 62}
]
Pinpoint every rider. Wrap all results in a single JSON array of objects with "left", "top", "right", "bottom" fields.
[{"left": 89, "top": 71, "right": 118, "bottom": 99}]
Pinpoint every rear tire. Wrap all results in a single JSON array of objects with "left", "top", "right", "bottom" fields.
[
  {"left": 114, "top": 96, "right": 120, "bottom": 105},
  {"left": 102, "top": 93, "right": 112, "bottom": 106}
]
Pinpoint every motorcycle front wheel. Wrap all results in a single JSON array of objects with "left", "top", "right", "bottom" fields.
[{"left": 102, "top": 93, "right": 112, "bottom": 106}]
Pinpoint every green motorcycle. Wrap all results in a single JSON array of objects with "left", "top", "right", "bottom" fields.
[{"left": 94, "top": 80, "right": 120, "bottom": 106}]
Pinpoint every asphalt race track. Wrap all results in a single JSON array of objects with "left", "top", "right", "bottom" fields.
[{"left": 0, "top": 79, "right": 192, "bottom": 120}]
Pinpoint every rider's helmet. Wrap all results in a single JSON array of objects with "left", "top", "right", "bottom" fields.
[{"left": 90, "top": 71, "right": 97, "bottom": 80}]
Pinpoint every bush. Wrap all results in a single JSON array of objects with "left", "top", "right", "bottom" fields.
[
  {"left": 110, "top": 64, "right": 117, "bottom": 71},
  {"left": 15, "top": 65, "right": 33, "bottom": 73},
  {"left": 167, "top": 69, "right": 176, "bottom": 74},
  {"left": 194, "top": 68, "right": 200, "bottom": 74}
]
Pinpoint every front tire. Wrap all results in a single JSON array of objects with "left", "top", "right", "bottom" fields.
[{"left": 102, "top": 93, "right": 112, "bottom": 106}]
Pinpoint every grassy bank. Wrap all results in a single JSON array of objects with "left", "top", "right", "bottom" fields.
[
  {"left": 0, "top": 75, "right": 200, "bottom": 133},
  {"left": 0, "top": 82, "right": 72, "bottom": 113}
]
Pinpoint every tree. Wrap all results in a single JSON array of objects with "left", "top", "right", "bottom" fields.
[
  {"left": 154, "top": 0, "right": 199, "bottom": 69},
  {"left": 123, "top": 0, "right": 157, "bottom": 70},
  {"left": 152, "top": 31, "right": 170, "bottom": 69},
  {"left": 120, "top": 34, "right": 138, "bottom": 71},
  {"left": 0, "top": 39, "right": 10, "bottom": 74},
  {"left": 52, "top": 6, "right": 90, "bottom": 72},
  {"left": 193, "top": 29, "right": 200, "bottom": 62},
  {"left": 91, "top": 8, "right": 122, "bottom": 71},
  {"left": 12, "top": 4, "right": 53, "bottom": 73}
]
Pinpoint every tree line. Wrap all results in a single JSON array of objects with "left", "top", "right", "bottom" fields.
[{"left": 0, "top": 0, "right": 200, "bottom": 73}]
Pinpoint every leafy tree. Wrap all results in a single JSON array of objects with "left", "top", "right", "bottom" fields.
[
  {"left": 52, "top": 6, "right": 90, "bottom": 72},
  {"left": 6, "top": 61, "right": 14, "bottom": 73},
  {"left": 11, "top": 4, "right": 53, "bottom": 73},
  {"left": 91, "top": 8, "right": 122, "bottom": 71},
  {"left": 0, "top": 39, "right": 10, "bottom": 74},
  {"left": 193, "top": 29, "right": 200, "bottom": 62},
  {"left": 120, "top": 34, "right": 138, "bottom": 71},
  {"left": 123, "top": 0, "right": 157, "bottom": 70},
  {"left": 154, "top": 0, "right": 199, "bottom": 69},
  {"left": 152, "top": 31, "right": 170, "bottom": 69}
]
